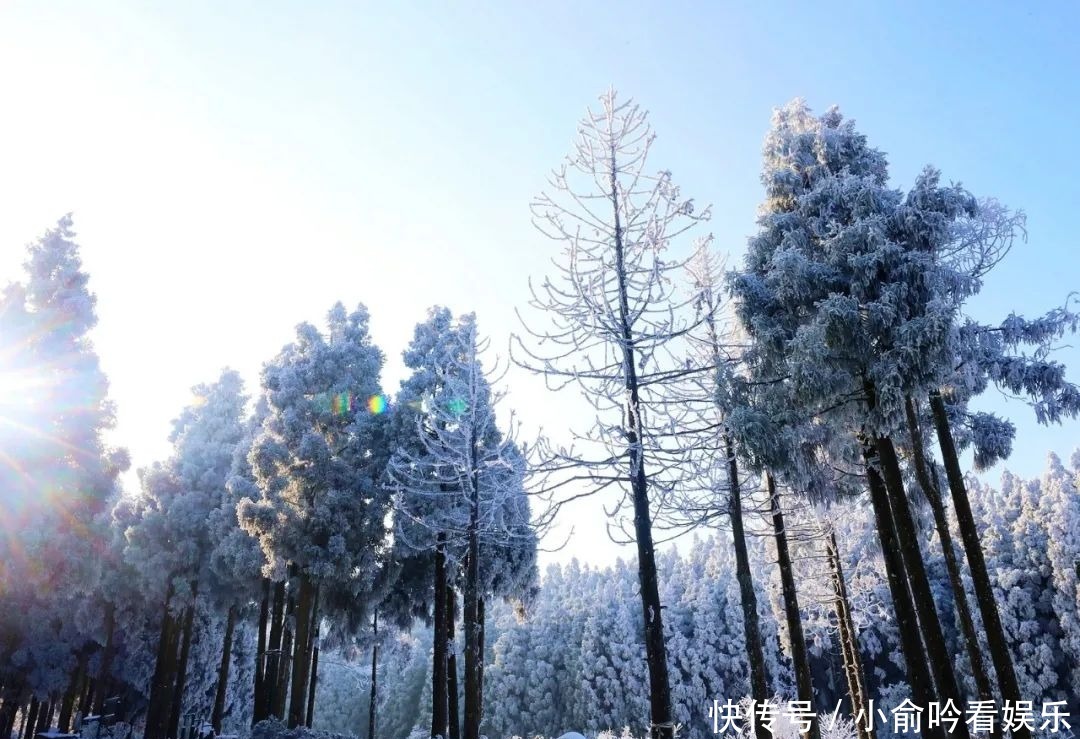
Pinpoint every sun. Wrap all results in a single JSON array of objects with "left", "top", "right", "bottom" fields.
[{"left": 0, "top": 368, "right": 49, "bottom": 409}]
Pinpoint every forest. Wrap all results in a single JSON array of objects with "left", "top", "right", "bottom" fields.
[{"left": 0, "top": 92, "right": 1078, "bottom": 739}]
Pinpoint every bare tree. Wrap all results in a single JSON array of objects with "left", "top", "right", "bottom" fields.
[{"left": 513, "top": 90, "right": 710, "bottom": 739}]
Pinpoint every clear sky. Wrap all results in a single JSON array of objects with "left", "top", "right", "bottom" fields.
[{"left": 1, "top": 1, "right": 1077, "bottom": 568}]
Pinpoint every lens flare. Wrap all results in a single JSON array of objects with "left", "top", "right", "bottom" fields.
[
  {"left": 367, "top": 394, "right": 388, "bottom": 415},
  {"left": 311, "top": 390, "right": 388, "bottom": 416},
  {"left": 331, "top": 392, "right": 354, "bottom": 416}
]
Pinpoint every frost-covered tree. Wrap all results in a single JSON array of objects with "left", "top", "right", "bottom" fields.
[
  {"left": 514, "top": 90, "right": 711, "bottom": 739},
  {"left": 921, "top": 304, "right": 1080, "bottom": 726},
  {"left": 1044, "top": 452, "right": 1080, "bottom": 700},
  {"left": 122, "top": 369, "right": 246, "bottom": 739},
  {"left": 0, "top": 216, "right": 128, "bottom": 736},
  {"left": 728, "top": 101, "right": 986, "bottom": 739},
  {"left": 207, "top": 398, "right": 272, "bottom": 733},
  {"left": 962, "top": 455, "right": 1080, "bottom": 710},
  {"left": 238, "top": 302, "right": 393, "bottom": 729},
  {"left": 389, "top": 312, "right": 537, "bottom": 739},
  {"left": 385, "top": 307, "right": 471, "bottom": 739},
  {"left": 648, "top": 240, "right": 775, "bottom": 734}
]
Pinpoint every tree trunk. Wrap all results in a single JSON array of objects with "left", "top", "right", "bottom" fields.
[
  {"left": 305, "top": 592, "right": 321, "bottom": 729},
  {"left": 0, "top": 691, "right": 15, "bottom": 739},
  {"left": 768, "top": 474, "right": 819, "bottom": 739},
  {"left": 147, "top": 585, "right": 177, "bottom": 739},
  {"left": 446, "top": 586, "right": 459, "bottom": 739},
  {"left": 0, "top": 690, "right": 11, "bottom": 739},
  {"left": 34, "top": 699, "right": 53, "bottom": 737},
  {"left": 212, "top": 605, "right": 237, "bottom": 734},
  {"left": 476, "top": 596, "right": 485, "bottom": 717},
  {"left": 253, "top": 579, "right": 271, "bottom": 726},
  {"left": 904, "top": 397, "right": 994, "bottom": 701},
  {"left": 0, "top": 693, "right": 17, "bottom": 739},
  {"left": 288, "top": 574, "right": 316, "bottom": 729},
  {"left": 430, "top": 536, "right": 448, "bottom": 739},
  {"left": 861, "top": 441, "right": 943, "bottom": 739},
  {"left": 463, "top": 466, "right": 482, "bottom": 739},
  {"left": 58, "top": 653, "right": 85, "bottom": 732},
  {"left": 160, "top": 609, "right": 183, "bottom": 738},
  {"left": 78, "top": 675, "right": 94, "bottom": 721},
  {"left": 929, "top": 391, "right": 1030, "bottom": 739},
  {"left": 724, "top": 433, "right": 770, "bottom": 737},
  {"left": 275, "top": 586, "right": 295, "bottom": 722},
  {"left": 607, "top": 141, "right": 673, "bottom": 739},
  {"left": 265, "top": 580, "right": 286, "bottom": 722},
  {"left": 307, "top": 642, "right": 319, "bottom": 730},
  {"left": 825, "top": 527, "right": 873, "bottom": 739},
  {"left": 93, "top": 603, "right": 116, "bottom": 716},
  {"left": 16, "top": 698, "right": 27, "bottom": 739},
  {"left": 21, "top": 698, "right": 38, "bottom": 739},
  {"left": 367, "top": 613, "right": 378, "bottom": 739},
  {"left": 56, "top": 666, "right": 77, "bottom": 733},
  {"left": 876, "top": 435, "right": 969, "bottom": 736},
  {"left": 1, "top": 689, "right": 22, "bottom": 739},
  {"left": 168, "top": 600, "right": 197, "bottom": 739}
]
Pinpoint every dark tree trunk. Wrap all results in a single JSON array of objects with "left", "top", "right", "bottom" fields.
[
  {"left": 253, "top": 579, "right": 271, "bottom": 726},
  {"left": 93, "top": 603, "right": 116, "bottom": 716},
  {"left": 929, "top": 391, "right": 1030, "bottom": 739},
  {"left": 463, "top": 465, "right": 482, "bottom": 739},
  {"left": 876, "top": 435, "right": 969, "bottom": 736},
  {"left": 212, "top": 605, "right": 237, "bottom": 734},
  {"left": 265, "top": 580, "right": 286, "bottom": 722},
  {"left": 368, "top": 613, "right": 378, "bottom": 739},
  {"left": 21, "top": 698, "right": 38, "bottom": 739},
  {"left": 305, "top": 592, "right": 321, "bottom": 729},
  {"left": 904, "top": 397, "right": 994, "bottom": 701},
  {"left": 288, "top": 575, "right": 316, "bottom": 729},
  {"left": 160, "top": 606, "right": 183, "bottom": 738},
  {"left": 147, "top": 585, "right": 177, "bottom": 739},
  {"left": 430, "top": 537, "right": 448, "bottom": 739},
  {"left": 724, "top": 433, "right": 770, "bottom": 739},
  {"left": 0, "top": 691, "right": 15, "bottom": 739},
  {"left": 58, "top": 653, "right": 86, "bottom": 732},
  {"left": 607, "top": 143, "right": 673, "bottom": 739},
  {"left": 168, "top": 600, "right": 197, "bottom": 739},
  {"left": 0, "top": 692, "right": 10, "bottom": 739},
  {"left": 861, "top": 441, "right": 944, "bottom": 739},
  {"left": 1, "top": 689, "right": 22, "bottom": 739},
  {"left": 275, "top": 585, "right": 296, "bottom": 722},
  {"left": 78, "top": 675, "right": 94, "bottom": 722},
  {"left": 825, "top": 528, "right": 873, "bottom": 739},
  {"left": 767, "top": 474, "right": 820, "bottom": 739},
  {"left": 446, "top": 586, "right": 459, "bottom": 739},
  {"left": 57, "top": 669, "right": 76, "bottom": 732},
  {"left": 35, "top": 699, "right": 53, "bottom": 737},
  {"left": 306, "top": 639, "right": 319, "bottom": 730},
  {"left": 476, "top": 596, "right": 485, "bottom": 719},
  {"left": 0, "top": 693, "right": 17, "bottom": 739}
]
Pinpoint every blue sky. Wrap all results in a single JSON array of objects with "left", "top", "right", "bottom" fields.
[{"left": 1, "top": 1, "right": 1077, "bottom": 566}]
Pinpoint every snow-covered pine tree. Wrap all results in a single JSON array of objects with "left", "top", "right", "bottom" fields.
[
  {"left": 238, "top": 302, "right": 393, "bottom": 729},
  {"left": 728, "top": 101, "right": 988, "bottom": 739},
  {"left": 385, "top": 306, "right": 474, "bottom": 739},
  {"left": 0, "top": 217, "right": 128, "bottom": 736},
  {"left": 122, "top": 369, "right": 246, "bottom": 739},
  {"left": 389, "top": 312, "right": 537, "bottom": 739},
  {"left": 208, "top": 398, "right": 274, "bottom": 733}
]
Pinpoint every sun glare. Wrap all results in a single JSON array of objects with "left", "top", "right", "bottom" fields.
[{"left": 0, "top": 368, "right": 48, "bottom": 408}]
